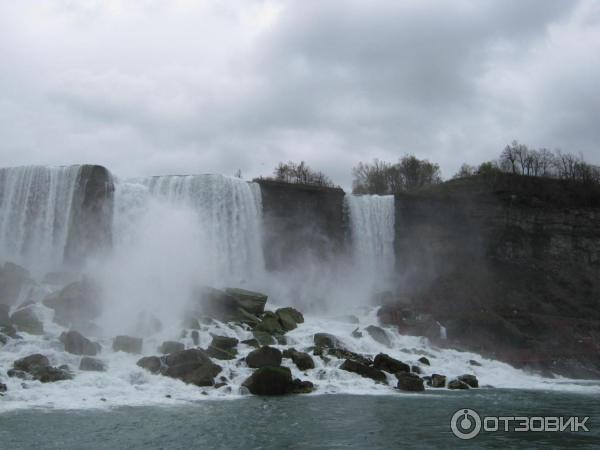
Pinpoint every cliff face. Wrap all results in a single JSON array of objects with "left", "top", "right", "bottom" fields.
[
  {"left": 389, "top": 174, "right": 600, "bottom": 378},
  {"left": 257, "top": 179, "right": 349, "bottom": 271},
  {"left": 64, "top": 165, "right": 114, "bottom": 266}
]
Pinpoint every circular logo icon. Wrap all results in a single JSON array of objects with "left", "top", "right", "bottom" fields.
[{"left": 451, "top": 408, "right": 482, "bottom": 440}]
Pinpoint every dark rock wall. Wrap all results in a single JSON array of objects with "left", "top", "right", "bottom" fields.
[
  {"left": 64, "top": 165, "right": 114, "bottom": 266},
  {"left": 391, "top": 174, "right": 600, "bottom": 377},
  {"left": 256, "top": 179, "right": 349, "bottom": 271}
]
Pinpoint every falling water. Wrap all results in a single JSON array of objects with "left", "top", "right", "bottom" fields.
[
  {"left": 346, "top": 194, "right": 395, "bottom": 288},
  {"left": 0, "top": 165, "right": 81, "bottom": 274}
]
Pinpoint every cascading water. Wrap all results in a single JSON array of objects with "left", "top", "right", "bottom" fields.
[
  {"left": 0, "top": 166, "right": 81, "bottom": 275},
  {"left": 346, "top": 194, "right": 395, "bottom": 289}
]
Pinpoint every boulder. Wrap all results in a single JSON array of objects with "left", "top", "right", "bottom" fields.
[
  {"left": 373, "top": 353, "right": 410, "bottom": 374},
  {"left": 207, "top": 335, "right": 238, "bottom": 360},
  {"left": 0, "top": 262, "right": 29, "bottom": 306},
  {"left": 43, "top": 279, "right": 102, "bottom": 327},
  {"left": 365, "top": 325, "right": 392, "bottom": 348},
  {"left": 241, "top": 338, "right": 260, "bottom": 348},
  {"left": 253, "top": 331, "right": 276, "bottom": 346},
  {"left": 246, "top": 346, "right": 282, "bottom": 368},
  {"left": 242, "top": 366, "right": 293, "bottom": 395},
  {"left": 323, "top": 347, "right": 372, "bottom": 366},
  {"left": 159, "top": 341, "right": 185, "bottom": 354},
  {"left": 351, "top": 328, "right": 363, "bottom": 338},
  {"left": 191, "top": 330, "right": 200, "bottom": 346},
  {"left": 161, "top": 349, "right": 222, "bottom": 386},
  {"left": 283, "top": 349, "right": 315, "bottom": 371},
  {"left": 469, "top": 359, "right": 482, "bottom": 367},
  {"left": 396, "top": 372, "right": 425, "bottom": 392},
  {"left": 314, "top": 333, "right": 342, "bottom": 349},
  {"left": 1, "top": 324, "right": 19, "bottom": 339},
  {"left": 255, "top": 311, "right": 284, "bottom": 335},
  {"left": 224, "top": 288, "right": 268, "bottom": 315},
  {"left": 428, "top": 374, "right": 446, "bottom": 388},
  {"left": 411, "top": 365, "right": 422, "bottom": 374},
  {"left": 13, "top": 354, "right": 50, "bottom": 372},
  {"left": 7, "top": 369, "right": 29, "bottom": 379},
  {"left": 137, "top": 356, "right": 162, "bottom": 374},
  {"left": 10, "top": 307, "right": 43, "bottom": 335},
  {"left": 79, "top": 357, "right": 106, "bottom": 372},
  {"left": 339, "top": 359, "right": 387, "bottom": 383},
  {"left": 113, "top": 335, "right": 143, "bottom": 354},
  {"left": 60, "top": 330, "right": 101, "bottom": 356},
  {"left": 291, "top": 378, "right": 314, "bottom": 394},
  {"left": 458, "top": 374, "right": 479, "bottom": 388},
  {"left": 31, "top": 366, "right": 72, "bottom": 383},
  {"left": 275, "top": 307, "right": 304, "bottom": 331},
  {"left": 448, "top": 379, "right": 470, "bottom": 390},
  {"left": 0, "top": 383, "right": 6, "bottom": 393},
  {"left": 418, "top": 356, "right": 430, "bottom": 366}
]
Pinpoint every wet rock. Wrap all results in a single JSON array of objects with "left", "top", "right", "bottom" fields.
[
  {"left": 351, "top": 328, "right": 363, "bottom": 338},
  {"left": 0, "top": 262, "right": 29, "bottom": 306},
  {"left": 469, "top": 359, "right": 482, "bottom": 367},
  {"left": 0, "top": 324, "right": 19, "bottom": 339},
  {"left": 418, "top": 357, "right": 430, "bottom": 366},
  {"left": 324, "top": 347, "right": 372, "bottom": 366},
  {"left": 458, "top": 374, "right": 479, "bottom": 388},
  {"left": 0, "top": 383, "right": 6, "bottom": 393},
  {"left": 365, "top": 325, "right": 392, "bottom": 348},
  {"left": 373, "top": 353, "right": 410, "bottom": 374},
  {"left": 253, "top": 330, "right": 276, "bottom": 346},
  {"left": 411, "top": 365, "right": 422, "bottom": 374},
  {"left": 275, "top": 307, "right": 304, "bottom": 331},
  {"left": 207, "top": 335, "right": 239, "bottom": 360},
  {"left": 224, "top": 288, "right": 268, "bottom": 315},
  {"left": 214, "top": 382, "right": 227, "bottom": 389},
  {"left": 340, "top": 359, "right": 387, "bottom": 383},
  {"left": 79, "top": 357, "right": 106, "bottom": 372},
  {"left": 246, "top": 346, "right": 282, "bottom": 368},
  {"left": 428, "top": 374, "right": 446, "bottom": 388},
  {"left": 60, "top": 330, "right": 101, "bottom": 356},
  {"left": 191, "top": 330, "right": 199, "bottom": 346},
  {"left": 283, "top": 349, "right": 315, "bottom": 371},
  {"left": 136, "top": 356, "right": 162, "bottom": 374},
  {"left": 241, "top": 338, "right": 260, "bottom": 348},
  {"left": 255, "top": 311, "right": 284, "bottom": 335},
  {"left": 43, "top": 279, "right": 102, "bottom": 328},
  {"left": 14, "top": 354, "right": 50, "bottom": 372},
  {"left": 314, "top": 333, "right": 342, "bottom": 349},
  {"left": 7, "top": 369, "right": 29, "bottom": 379},
  {"left": 161, "top": 349, "right": 222, "bottom": 386},
  {"left": 112, "top": 335, "right": 143, "bottom": 354},
  {"left": 159, "top": 341, "right": 185, "bottom": 354},
  {"left": 10, "top": 307, "right": 43, "bottom": 335},
  {"left": 291, "top": 378, "right": 314, "bottom": 394},
  {"left": 396, "top": 372, "right": 425, "bottom": 392},
  {"left": 32, "top": 366, "right": 73, "bottom": 383},
  {"left": 448, "top": 379, "right": 470, "bottom": 390},
  {"left": 242, "top": 366, "right": 293, "bottom": 395}
]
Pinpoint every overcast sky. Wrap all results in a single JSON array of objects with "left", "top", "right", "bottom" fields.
[{"left": 1, "top": 0, "right": 599, "bottom": 188}]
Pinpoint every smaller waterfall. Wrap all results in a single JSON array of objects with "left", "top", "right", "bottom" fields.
[
  {"left": 346, "top": 194, "right": 395, "bottom": 288},
  {"left": 0, "top": 165, "right": 81, "bottom": 274}
]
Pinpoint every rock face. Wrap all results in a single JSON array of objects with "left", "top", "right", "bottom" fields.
[
  {"left": 113, "top": 336, "right": 143, "bottom": 354},
  {"left": 396, "top": 372, "right": 424, "bottom": 392},
  {"left": 340, "top": 359, "right": 387, "bottom": 383},
  {"left": 0, "top": 262, "right": 29, "bottom": 306},
  {"left": 373, "top": 353, "right": 410, "bottom": 374},
  {"left": 246, "top": 346, "right": 282, "bottom": 368},
  {"left": 242, "top": 366, "right": 294, "bottom": 395},
  {"left": 257, "top": 179, "right": 348, "bottom": 271},
  {"left": 60, "top": 330, "right": 101, "bottom": 356},
  {"left": 10, "top": 307, "right": 43, "bottom": 335},
  {"left": 388, "top": 174, "right": 600, "bottom": 378},
  {"left": 79, "top": 357, "right": 106, "bottom": 372},
  {"left": 43, "top": 279, "right": 102, "bottom": 328}
]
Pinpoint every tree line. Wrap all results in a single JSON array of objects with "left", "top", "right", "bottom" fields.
[{"left": 256, "top": 140, "right": 599, "bottom": 193}]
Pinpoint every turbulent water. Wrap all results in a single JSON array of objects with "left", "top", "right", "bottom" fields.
[{"left": 0, "top": 166, "right": 81, "bottom": 275}]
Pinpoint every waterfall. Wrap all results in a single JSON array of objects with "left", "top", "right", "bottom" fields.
[
  {"left": 0, "top": 165, "right": 81, "bottom": 274},
  {"left": 346, "top": 194, "right": 395, "bottom": 288},
  {"left": 113, "top": 174, "right": 265, "bottom": 286}
]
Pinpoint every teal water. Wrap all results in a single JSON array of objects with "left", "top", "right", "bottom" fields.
[{"left": 1, "top": 390, "right": 598, "bottom": 449}]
